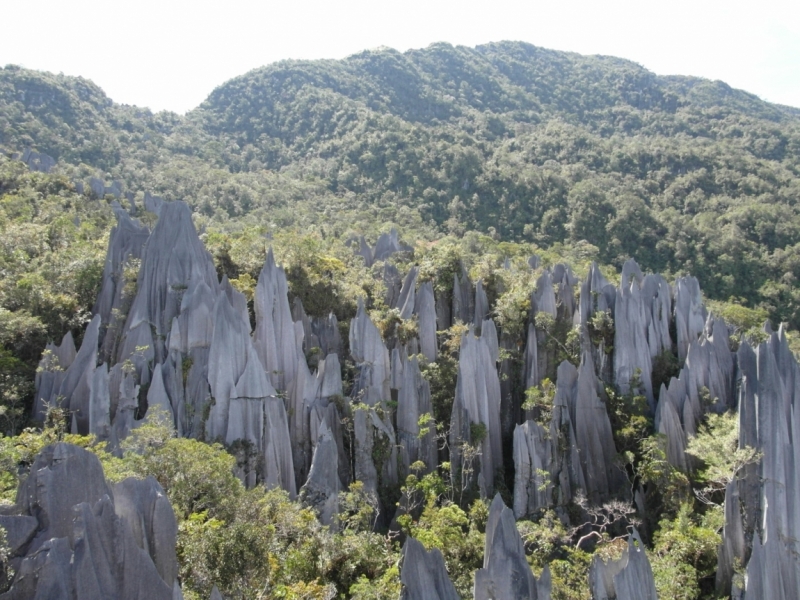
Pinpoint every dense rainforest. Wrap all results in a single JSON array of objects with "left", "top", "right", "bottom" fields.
[{"left": 0, "top": 41, "right": 799, "bottom": 600}]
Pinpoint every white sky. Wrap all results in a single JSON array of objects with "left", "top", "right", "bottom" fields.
[{"left": 2, "top": 0, "right": 799, "bottom": 114}]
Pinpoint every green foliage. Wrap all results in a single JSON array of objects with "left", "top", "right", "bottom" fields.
[
  {"left": 651, "top": 349, "right": 681, "bottom": 397},
  {"left": 686, "top": 411, "right": 760, "bottom": 503},
  {"left": 605, "top": 373, "right": 652, "bottom": 457},
  {"left": 522, "top": 377, "right": 556, "bottom": 428},
  {"left": 650, "top": 504, "right": 722, "bottom": 600},
  {"left": 399, "top": 498, "right": 485, "bottom": 596}
]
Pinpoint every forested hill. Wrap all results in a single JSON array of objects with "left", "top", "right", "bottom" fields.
[{"left": 2, "top": 41, "right": 800, "bottom": 330}]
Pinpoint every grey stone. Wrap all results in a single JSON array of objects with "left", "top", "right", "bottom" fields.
[
  {"left": 399, "top": 537, "right": 459, "bottom": 600},
  {"left": 716, "top": 480, "right": 746, "bottom": 596},
  {"left": 17, "top": 444, "right": 112, "bottom": 553},
  {"left": 452, "top": 263, "right": 474, "bottom": 325},
  {"left": 300, "top": 422, "right": 340, "bottom": 525},
  {"left": 474, "top": 494, "right": 543, "bottom": 600},
  {"left": 112, "top": 477, "right": 178, "bottom": 587},
  {"left": 0, "top": 515, "right": 37, "bottom": 555},
  {"left": 674, "top": 276, "right": 707, "bottom": 363},
  {"left": 589, "top": 529, "right": 657, "bottom": 600},
  {"left": 449, "top": 329, "right": 502, "bottom": 496},
  {"left": 614, "top": 275, "right": 654, "bottom": 410},
  {"left": 415, "top": 280, "right": 438, "bottom": 361},
  {"left": 513, "top": 421, "right": 553, "bottom": 518},
  {"left": 397, "top": 266, "right": 419, "bottom": 319},
  {"left": 253, "top": 249, "right": 299, "bottom": 391}
]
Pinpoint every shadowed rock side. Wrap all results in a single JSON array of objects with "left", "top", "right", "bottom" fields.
[
  {"left": 449, "top": 328, "right": 502, "bottom": 496},
  {"left": 299, "top": 422, "right": 340, "bottom": 525},
  {"left": 515, "top": 352, "right": 622, "bottom": 515},
  {"left": 1, "top": 443, "right": 179, "bottom": 600},
  {"left": 730, "top": 325, "right": 800, "bottom": 599},
  {"left": 399, "top": 537, "right": 459, "bottom": 600},
  {"left": 589, "top": 529, "right": 658, "bottom": 600},
  {"left": 474, "top": 494, "right": 551, "bottom": 600}
]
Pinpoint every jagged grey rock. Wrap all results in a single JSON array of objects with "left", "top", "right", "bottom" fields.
[
  {"left": 299, "top": 422, "right": 340, "bottom": 525},
  {"left": 452, "top": 263, "right": 474, "bottom": 325},
  {"left": 397, "top": 266, "right": 419, "bottom": 319},
  {"left": 589, "top": 529, "right": 657, "bottom": 600},
  {"left": 88, "top": 362, "right": 111, "bottom": 441},
  {"left": 614, "top": 275, "right": 654, "bottom": 410},
  {"left": 94, "top": 210, "right": 150, "bottom": 363},
  {"left": 252, "top": 250, "right": 299, "bottom": 391},
  {"left": 0, "top": 515, "right": 38, "bottom": 555},
  {"left": 654, "top": 385, "right": 689, "bottom": 471},
  {"left": 349, "top": 299, "right": 391, "bottom": 406},
  {"left": 399, "top": 537, "right": 459, "bottom": 600},
  {"left": 475, "top": 279, "right": 489, "bottom": 325},
  {"left": 2, "top": 444, "right": 182, "bottom": 600},
  {"left": 572, "top": 352, "right": 624, "bottom": 502},
  {"left": 372, "top": 228, "right": 412, "bottom": 262},
  {"left": 121, "top": 201, "right": 218, "bottom": 360},
  {"left": 674, "top": 276, "right": 707, "bottom": 363},
  {"left": 641, "top": 274, "right": 672, "bottom": 358},
  {"left": 513, "top": 421, "right": 553, "bottom": 518},
  {"left": 715, "top": 480, "right": 746, "bottom": 596},
  {"left": 16, "top": 444, "right": 112, "bottom": 553},
  {"left": 33, "top": 331, "right": 76, "bottom": 421},
  {"left": 112, "top": 477, "right": 178, "bottom": 587},
  {"left": 415, "top": 280, "right": 438, "bottom": 361},
  {"left": 449, "top": 329, "right": 502, "bottom": 495},
  {"left": 48, "top": 315, "right": 101, "bottom": 433},
  {"left": 474, "top": 494, "right": 546, "bottom": 600},
  {"left": 397, "top": 353, "right": 437, "bottom": 475}
]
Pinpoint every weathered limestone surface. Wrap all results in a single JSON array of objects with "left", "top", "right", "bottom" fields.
[
  {"left": 474, "top": 494, "right": 550, "bottom": 600},
  {"left": 34, "top": 331, "right": 76, "bottom": 421},
  {"left": 572, "top": 353, "right": 624, "bottom": 502},
  {"left": 416, "top": 280, "right": 438, "bottom": 361},
  {"left": 349, "top": 299, "right": 391, "bottom": 406},
  {"left": 112, "top": 476, "right": 179, "bottom": 587},
  {"left": 715, "top": 480, "right": 746, "bottom": 596},
  {"left": 614, "top": 270, "right": 654, "bottom": 409},
  {"left": 452, "top": 263, "right": 474, "bottom": 325},
  {"left": 589, "top": 529, "right": 658, "bottom": 600},
  {"left": 513, "top": 421, "right": 553, "bottom": 518},
  {"left": 121, "top": 201, "right": 218, "bottom": 354},
  {"left": 397, "top": 353, "right": 437, "bottom": 475},
  {"left": 94, "top": 210, "right": 150, "bottom": 363},
  {"left": 674, "top": 276, "right": 707, "bottom": 363},
  {"left": 397, "top": 266, "right": 419, "bottom": 319},
  {"left": 299, "top": 423, "right": 340, "bottom": 525},
  {"left": 53, "top": 315, "right": 101, "bottom": 433},
  {"left": 253, "top": 249, "right": 297, "bottom": 391},
  {"left": 449, "top": 329, "right": 502, "bottom": 495},
  {"left": 2, "top": 443, "right": 179, "bottom": 600},
  {"left": 399, "top": 537, "right": 459, "bottom": 600}
]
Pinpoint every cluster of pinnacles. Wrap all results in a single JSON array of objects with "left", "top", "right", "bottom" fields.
[{"left": 13, "top": 195, "right": 800, "bottom": 599}]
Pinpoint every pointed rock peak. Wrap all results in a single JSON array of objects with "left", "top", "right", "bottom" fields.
[
  {"left": 210, "top": 586, "right": 225, "bottom": 600},
  {"left": 620, "top": 258, "right": 643, "bottom": 289},
  {"left": 400, "top": 537, "right": 459, "bottom": 600}
]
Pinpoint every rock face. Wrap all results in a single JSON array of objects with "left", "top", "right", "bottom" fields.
[
  {"left": 353, "top": 229, "right": 412, "bottom": 267},
  {"left": 513, "top": 420, "right": 553, "bottom": 518},
  {"left": 299, "top": 423, "right": 340, "bottom": 526},
  {"left": 731, "top": 325, "right": 800, "bottom": 599},
  {"left": 474, "top": 494, "right": 550, "bottom": 600},
  {"left": 1, "top": 443, "right": 179, "bottom": 600},
  {"left": 589, "top": 529, "right": 658, "bottom": 600},
  {"left": 397, "top": 352, "right": 438, "bottom": 476},
  {"left": 449, "top": 328, "right": 502, "bottom": 496},
  {"left": 399, "top": 537, "right": 459, "bottom": 600},
  {"left": 614, "top": 262, "right": 654, "bottom": 410}
]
